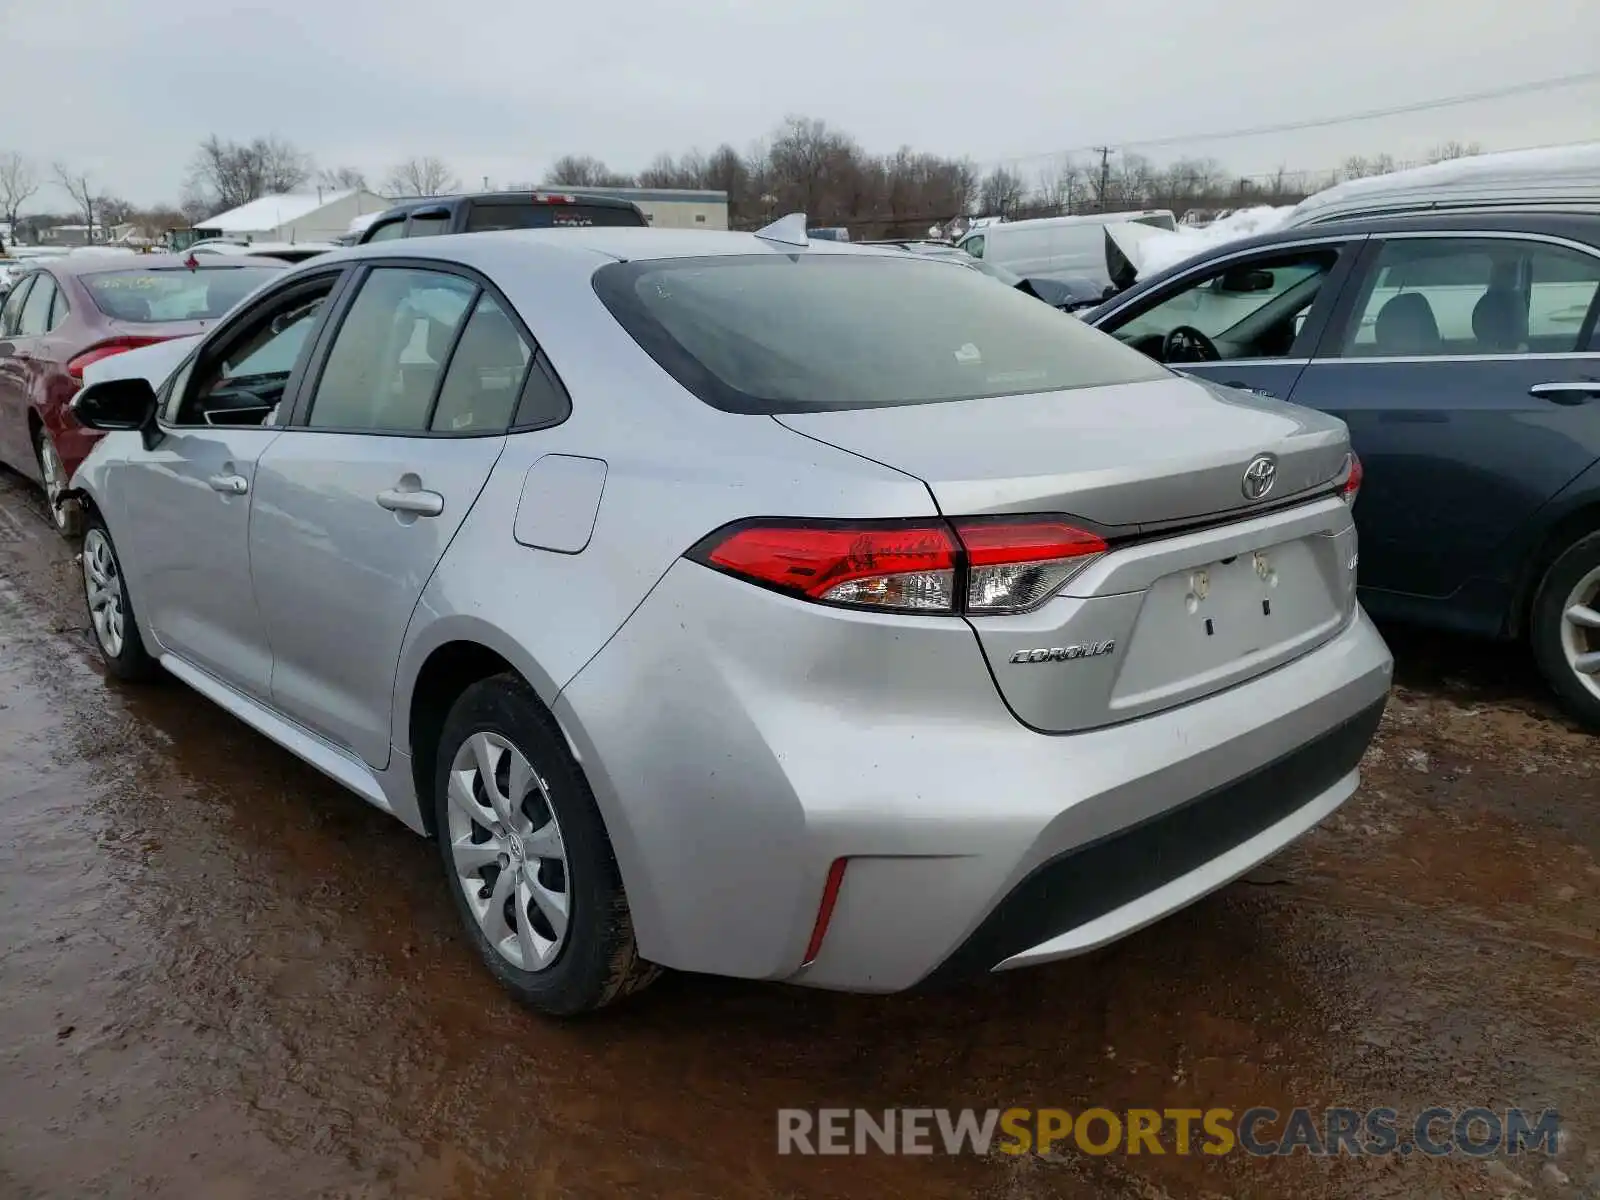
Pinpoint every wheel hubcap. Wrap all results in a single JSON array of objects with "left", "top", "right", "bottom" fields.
[
  {"left": 1559, "top": 565, "right": 1600, "bottom": 702},
  {"left": 445, "top": 731, "right": 570, "bottom": 972},
  {"left": 82, "top": 529, "right": 125, "bottom": 658}
]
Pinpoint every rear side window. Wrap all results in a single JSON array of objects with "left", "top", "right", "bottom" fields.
[
  {"left": 463, "top": 202, "right": 645, "bottom": 232},
  {"left": 593, "top": 254, "right": 1168, "bottom": 414},
  {"left": 429, "top": 294, "right": 531, "bottom": 433},
  {"left": 82, "top": 266, "right": 282, "bottom": 322},
  {"left": 17, "top": 275, "right": 56, "bottom": 335},
  {"left": 1, "top": 275, "right": 34, "bottom": 334}
]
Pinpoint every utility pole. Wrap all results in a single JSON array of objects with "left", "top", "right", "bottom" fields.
[{"left": 1093, "top": 146, "right": 1115, "bottom": 212}]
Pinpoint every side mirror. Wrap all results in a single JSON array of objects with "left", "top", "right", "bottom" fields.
[{"left": 72, "top": 376, "right": 159, "bottom": 432}]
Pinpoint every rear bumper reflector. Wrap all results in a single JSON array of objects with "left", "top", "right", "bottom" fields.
[{"left": 801, "top": 858, "right": 849, "bottom": 966}]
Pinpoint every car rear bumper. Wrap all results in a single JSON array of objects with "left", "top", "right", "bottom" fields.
[{"left": 555, "top": 560, "right": 1393, "bottom": 992}]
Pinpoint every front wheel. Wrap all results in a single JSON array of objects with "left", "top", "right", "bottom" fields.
[
  {"left": 433, "top": 673, "right": 659, "bottom": 1016},
  {"left": 81, "top": 517, "right": 159, "bottom": 682}
]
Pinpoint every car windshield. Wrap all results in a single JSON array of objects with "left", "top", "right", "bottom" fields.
[
  {"left": 593, "top": 253, "right": 1167, "bottom": 413},
  {"left": 82, "top": 266, "right": 283, "bottom": 323}
]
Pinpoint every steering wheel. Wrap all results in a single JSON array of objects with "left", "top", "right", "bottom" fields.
[{"left": 1162, "top": 325, "right": 1221, "bottom": 364}]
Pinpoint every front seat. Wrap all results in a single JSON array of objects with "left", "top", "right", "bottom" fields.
[
  {"left": 1373, "top": 292, "right": 1442, "bottom": 356},
  {"left": 1471, "top": 288, "right": 1529, "bottom": 353}
]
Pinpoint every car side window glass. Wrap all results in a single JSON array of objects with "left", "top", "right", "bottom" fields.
[
  {"left": 429, "top": 293, "right": 531, "bottom": 433},
  {"left": 513, "top": 350, "right": 572, "bottom": 430},
  {"left": 964, "top": 235, "right": 985, "bottom": 260},
  {"left": 175, "top": 279, "right": 339, "bottom": 427},
  {"left": 407, "top": 214, "right": 450, "bottom": 238},
  {"left": 365, "top": 220, "right": 406, "bottom": 242},
  {"left": 1340, "top": 238, "right": 1600, "bottom": 358},
  {"left": 47, "top": 284, "right": 69, "bottom": 330},
  {"left": 307, "top": 267, "right": 476, "bottom": 432},
  {"left": 0, "top": 276, "right": 32, "bottom": 335},
  {"left": 17, "top": 275, "right": 56, "bottom": 336},
  {"left": 1110, "top": 249, "right": 1339, "bottom": 361}
]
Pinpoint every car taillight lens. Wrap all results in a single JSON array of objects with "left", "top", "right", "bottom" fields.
[
  {"left": 66, "top": 335, "right": 174, "bottom": 380},
  {"left": 691, "top": 516, "right": 1107, "bottom": 615},
  {"left": 1338, "top": 452, "right": 1363, "bottom": 505}
]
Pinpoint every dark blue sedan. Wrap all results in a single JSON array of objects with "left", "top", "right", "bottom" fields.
[{"left": 1085, "top": 213, "right": 1600, "bottom": 725}]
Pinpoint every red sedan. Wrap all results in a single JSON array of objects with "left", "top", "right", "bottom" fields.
[{"left": 0, "top": 252, "right": 286, "bottom": 535}]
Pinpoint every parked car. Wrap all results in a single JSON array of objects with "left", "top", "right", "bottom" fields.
[
  {"left": 957, "top": 210, "right": 1177, "bottom": 290},
  {"left": 355, "top": 190, "right": 648, "bottom": 244},
  {"left": 64, "top": 222, "right": 1391, "bottom": 1016},
  {"left": 881, "top": 240, "right": 1108, "bottom": 311},
  {"left": 1082, "top": 211, "right": 1600, "bottom": 725},
  {"left": 0, "top": 253, "right": 286, "bottom": 534},
  {"left": 188, "top": 240, "right": 340, "bottom": 264}
]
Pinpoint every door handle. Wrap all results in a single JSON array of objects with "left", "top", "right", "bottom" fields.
[
  {"left": 376, "top": 488, "right": 444, "bottom": 517},
  {"left": 1530, "top": 381, "right": 1600, "bottom": 405},
  {"left": 208, "top": 473, "right": 248, "bottom": 495},
  {"left": 1226, "top": 380, "right": 1278, "bottom": 399}
]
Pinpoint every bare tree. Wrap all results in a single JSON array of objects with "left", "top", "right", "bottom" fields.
[
  {"left": 319, "top": 165, "right": 369, "bottom": 192},
  {"left": 1427, "top": 140, "right": 1483, "bottom": 163},
  {"left": 1034, "top": 160, "right": 1088, "bottom": 215},
  {"left": 978, "top": 167, "right": 1028, "bottom": 218},
  {"left": 54, "top": 163, "right": 99, "bottom": 237},
  {"left": 184, "top": 135, "right": 313, "bottom": 218},
  {"left": 384, "top": 156, "right": 459, "bottom": 197},
  {"left": 0, "top": 152, "right": 40, "bottom": 230},
  {"left": 543, "top": 155, "right": 636, "bottom": 188}
]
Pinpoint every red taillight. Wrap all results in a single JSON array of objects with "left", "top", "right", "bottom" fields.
[
  {"left": 67, "top": 335, "right": 174, "bottom": 381},
  {"left": 691, "top": 516, "right": 1107, "bottom": 615},
  {"left": 1338, "top": 452, "right": 1363, "bottom": 505}
]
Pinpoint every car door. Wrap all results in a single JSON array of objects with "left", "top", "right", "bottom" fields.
[
  {"left": 0, "top": 273, "right": 36, "bottom": 470},
  {"left": 249, "top": 262, "right": 523, "bottom": 767},
  {"left": 117, "top": 269, "right": 349, "bottom": 700},
  {"left": 1090, "top": 236, "right": 1366, "bottom": 402},
  {"left": 0, "top": 273, "right": 60, "bottom": 477},
  {"left": 1287, "top": 231, "right": 1600, "bottom": 609}
]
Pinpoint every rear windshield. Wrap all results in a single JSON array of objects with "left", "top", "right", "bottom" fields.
[
  {"left": 463, "top": 202, "right": 645, "bottom": 233},
  {"left": 592, "top": 254, "right": 1168, "bottom": 413},
  {"left": 82, "top": 266, "right": 282, "bottom": 323}
]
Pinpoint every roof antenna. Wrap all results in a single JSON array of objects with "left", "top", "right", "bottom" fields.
[{"left": 754, "top": 212, "right": 809, "bottom": 248}]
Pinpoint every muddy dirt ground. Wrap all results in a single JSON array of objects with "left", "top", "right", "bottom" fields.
[{"left": 1, "top": 466, "right": 1597, "bottom": 1200}]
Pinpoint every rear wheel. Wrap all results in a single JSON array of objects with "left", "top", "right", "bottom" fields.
[
  {"left": 432, "top": 673, "right": 659, "bottom": 1016},
  {"left": 81, "top": 516, "right": 159, "bottom": 682},
  {"left": 33, "top": 426, "right": 83, "bottom": 538},
  {"left": 1531, "top": 530, "right": 1600, "bottom": 730}
]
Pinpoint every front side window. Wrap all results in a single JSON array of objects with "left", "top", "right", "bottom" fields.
[
  {"left": 593, "top": 253, "right": 1167, "bottom": 414},
  {"left": 406, "top": 214, "right": 451, "bottom": 238},
  {"left": 81, "top": 266, "right": 283, "bottom": 323},
  {"left": 1108, "top": 249, "right": 1340, "bottom": 362},
  {"left": 364, "top": 219, "right": 407, "bottom": 242},
  {"left": 173, "top": 278, "right": 339, "bottom": 427},
  {"left": 1339, "top": 238, "right": 1600, "bottom": 358},
  {"left": 17, "top": 275, "right": 56, "bottom": 336},
  {"left": 962, "top": 235, "right": 985, "bottom": 259},
  {"left": 307, "top": 267, "right": 477, "bottom": 431}
]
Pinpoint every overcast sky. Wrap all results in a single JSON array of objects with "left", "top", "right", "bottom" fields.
[{"left": 8, "top": 0, "right": 1599, "bottom": 210}]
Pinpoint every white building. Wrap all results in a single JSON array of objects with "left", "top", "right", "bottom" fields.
[
  {"left": 191, "top": 189, "right": 392, "bottom": 244},
  {"left": 561, "top": 187, "right": 729, "bottom": 230}
]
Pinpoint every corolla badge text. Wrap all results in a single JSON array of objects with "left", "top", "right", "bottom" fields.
[{"left": 1009, "top": 640, "right": 1116, "bottom": 664}]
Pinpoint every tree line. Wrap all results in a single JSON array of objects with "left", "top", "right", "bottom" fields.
[{"left": 0, "top": 121, "right": 1485, "bottom": 244}]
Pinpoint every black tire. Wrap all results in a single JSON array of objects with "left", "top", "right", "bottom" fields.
[
  {"left": 80, "top": 513, "right": 160, "bottom": 683},
  {"left": 1530, "top": 530, "right": 1600, "bottom": 730},
  {"left": 433, "top": 672, "right": 659, "bottom": 1016},
  {"left": 33, "top": 426, "right": 83, "bottom": 538}
]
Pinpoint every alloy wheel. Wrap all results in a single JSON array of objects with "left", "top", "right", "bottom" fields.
[
  {"left": 82, "top": 529, "right": 126, "bottom": 658},
  {"left": 445, "top": 731, "right": 571, "bottom": 972},
  {"left": 1559, "top": 564, "right": 1600, "bottom": 703},
  {"left": 38, "top": 436, "right": 71, "bottom": 532}
]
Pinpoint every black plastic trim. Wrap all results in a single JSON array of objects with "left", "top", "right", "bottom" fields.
[{"left": 917, "top": 696, "right": 1386, "bottom": 990}]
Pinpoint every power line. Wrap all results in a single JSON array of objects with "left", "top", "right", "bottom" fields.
[{"left": 987, "top": 69, "right": 1600, "bottom": 169}]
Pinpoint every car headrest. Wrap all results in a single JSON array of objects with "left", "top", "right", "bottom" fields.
[
  {"left": 1374, "top": 292, "right": 1441, "bottom": 355},
  {"left": 1471, "top": 289, "right": 1528, "bottom": 353}
]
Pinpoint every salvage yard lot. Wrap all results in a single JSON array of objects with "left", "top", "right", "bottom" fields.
[{"left": 0, "top": 465, "right": 1597, "bottom": 1200}]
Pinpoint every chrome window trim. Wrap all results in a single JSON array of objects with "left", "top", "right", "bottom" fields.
[
  {"left": 1188, "top": 357, "right": 1312, "bottom": 368},
  {"left": 1309, "top": 351, "right": 1600, "bottom": 367}
]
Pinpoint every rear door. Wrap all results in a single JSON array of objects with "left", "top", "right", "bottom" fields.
[
  {"left": 251, "top": 261, "right": 529, "bottom": 767},
  {"left": 1090, "top": 235, "right": 1366, "bottom": 403},
  {"left": 1287, "top": 231, "right": 1600, "bottom": 603},
  {"left": 0, "top": 274, "right": 36, "bottom": 470}
]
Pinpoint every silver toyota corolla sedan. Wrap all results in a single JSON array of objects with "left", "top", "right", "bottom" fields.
[{"left": 65, "top": 222, "right": 1393, "bottom": 1016}]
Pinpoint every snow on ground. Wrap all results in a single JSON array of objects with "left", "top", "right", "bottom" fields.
[
  {"left": 346, "top": 210, "right": 384, "bottom": 236},
  {"left": 1126, "top": 206, "right": 1295, "bottom": 279}
]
